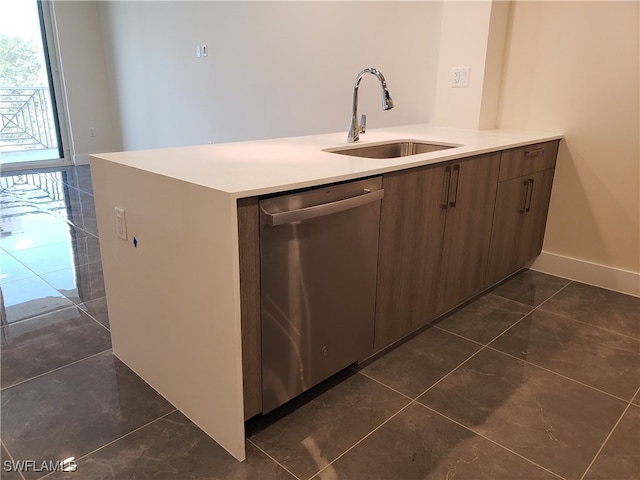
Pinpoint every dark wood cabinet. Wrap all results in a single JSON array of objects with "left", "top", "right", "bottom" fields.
[
  {"left": 486, "top": 141, "right": 559, "bottom": 286},
  {"left": 374, "top": 163, "right": 449, "bottom": 350},
  {"left": 437, "top": 153, "right": 501, "bottom": 313},
  {"left": 374, "top": 152, "right": 501, "bottom": 349},
  {"left": 238, "top": 140, "right": 559, "bottom": 417},
  {"left": 237, "top": 197, "right": 262, "bottom": 420}
]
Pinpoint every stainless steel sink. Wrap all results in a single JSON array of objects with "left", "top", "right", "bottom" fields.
[{"left": 324, "top": 140, "right": 459, "bottom": 159}]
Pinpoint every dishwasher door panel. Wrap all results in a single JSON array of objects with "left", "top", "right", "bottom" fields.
[{"left": 260, "top": 178, "right": 382, "bottom": 413}]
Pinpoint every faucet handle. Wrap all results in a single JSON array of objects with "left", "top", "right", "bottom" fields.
[{"left": 360, "top": 114, "right": 367, "bottom": 133}]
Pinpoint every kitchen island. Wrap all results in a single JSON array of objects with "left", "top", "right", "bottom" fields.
[{"left": 90, "top": 124, "right": 562, "bottom": 461}]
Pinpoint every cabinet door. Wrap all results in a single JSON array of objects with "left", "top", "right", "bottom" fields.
[
  {"left": 520, "top": 168, "right": 555, "bottom": 263},
  {"left": 437, "top": 153, "right": 501, "bottom": 313},
  {"left": 374, "top": 163, "right": 449, "bottom": 350},
  {"left": 486, "top": 168, "right": 555, "bottom": 285}
]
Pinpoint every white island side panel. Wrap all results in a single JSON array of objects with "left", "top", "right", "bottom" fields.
[{"left": 91, "top": 158, "right": 246, "bottom": 460}]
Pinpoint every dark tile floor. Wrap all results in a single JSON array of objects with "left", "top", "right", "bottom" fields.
[{"left": 1, "top": 165, "right": 638, "bottom": 480}]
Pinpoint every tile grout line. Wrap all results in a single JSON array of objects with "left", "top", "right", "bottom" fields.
[
  {"left": 0, "top": 250, "right": 45, "bottom": 281},
  {"left": 0, "top": 301, "right": 105, "bottom": 334},
  {"left": 412, "top": 344, "right": 489, "bottom": 401},
  {"left": 531, "top": 279, "right": 574, "bottom": 310},
  {"left": 357, "top": 295, "right": 539, "bottom": 405},
  {"left": 25, "top": 257, "right": 107, "bottom": 331},
  {"left": 426, "top": 287, "right": 635, "bottom": 405},
  {"left": 1, "top": 439, "right": 28, "bottom": 480},
  {"left": 252, "top": 367, "right": 416, "bottom": 480},
  {"left": 0, "top": 303, "right": 74, "bottom": 330},
  {"left": 536, "top": 305, "right": 640, "bottom": 342},
  {"left": 347, "top": 312, "right": 543, "bottom": 478},
  {"left": 333, "top": 341, "right": 501, "bottom": 479},
  {"left": 37, "top": 408, "right": 180, "bottom": 480},
  {"left": 355, "top": 331, "right": 491, "bottom": 404},
  {"left": 431, "top": 323, "right": 492, "bottom": 348},
  {"left": 528, "top": 279, "right": 640, "bottom": 342},
  {"left": 245, "top": 438, "right": 303, "bottom": 480},
  {"left": 483, "top": 344, "right": 635, "bottom": 405},
  {"left": 84, "top": 312, "right": 111, "bottom": 334},
  {"left": 399, "top": 280, "right": 633, "bottom": 480},
  {"left": 485, "top": 280, "right": 640, "bottom": 403},
  {"left": 433, "top": 280, "right": 638, "bottom": 478},
  {"left": 0, "top": 197, "right": 97, "bottom": 241},
  {"left": 352, "top": 368, "right": 415, "bottom": 402},
  {"left": 415, "top": 402, "right": 568, "bottom": 480},
  {"left": 410, "top": 298, "right": 542, "bottom": 401},
  {"left": 432, "top": 309, "right": 530, "bottom": 348},
  {"left": 310, "top": 400, "right": 416, "bottom": 480},
  {"left": 489, "top": 277, "right": 572, "bottom": 313},
  {"left": 0, "top": 348, "right": 112, "bottom": 392},
  {"left": 76, "top": 301, "right": 111, "bottom": 334},
  {"left": 578, "top": 383, "right": 640, "bottom": 480},
  {"left": 433, "top": 289, "right": 543, "bottom": 350}
]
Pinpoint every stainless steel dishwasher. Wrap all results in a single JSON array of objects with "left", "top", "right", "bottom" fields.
[{"left": 259, "top": 177, "right": 384, "bottom": 413}]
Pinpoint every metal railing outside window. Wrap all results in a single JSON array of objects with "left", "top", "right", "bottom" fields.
[{"left": 0, "top": 86, "right": 58, "bottom": 152}]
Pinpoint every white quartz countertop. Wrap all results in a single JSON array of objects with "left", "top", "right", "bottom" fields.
[{"left": 91, "top": 124, "right": 563, "bottom": 198}]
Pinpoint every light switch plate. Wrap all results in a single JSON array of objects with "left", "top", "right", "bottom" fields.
[{"left": 114, "top": 207, "right": 128, "bottom": 240}]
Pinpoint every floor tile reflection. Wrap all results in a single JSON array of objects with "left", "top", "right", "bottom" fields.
[
  {"left": 11, "top": 241, "right": 81, "bottom": 276},
  {"left": 435, "top": 293, "right": 532, "bottom": 344},
  {"left": 249, "top": 370, "right": 410, "bottom": 480},
  {"left": 64, "top": 165, "right": 94, "bottom": 196},
  {"left": 0, "top": 252, "right": 36, "bottom": 284},
  {"left": 418, "top": 348, "right": 627, "bottom": 479},
  {"left": 79, "top": 296, "right": 110, "bottom": 329},
  {"left": 1, "top": 306, "right": 111, "bottom": 389},
  {"left": 318, "top": 402, "right": 559, "bottom": 480},
  {"left": 1, "top": 351, "right": 175, "bottom": 480},
  {"left": 47, "top": 411, "right": 295, "bottom": 480},
  {"left": 359, "top": 326, "right": 481, "bottom": 398},
  {"left": 490, "top": 270, "right": 571, "bottom": 307},
  {"left": 490, "top": 309, "right": 640, "bottom": 400},
  {"left": 41, "top": 262, "right": 105, "bottom": 305},
  {"left": 1, "top": 275, "right": 74, "bottom": 324},
  {"left": 0, "top": 213, "right": 87, "bottom": 253},
  {"left": 540, "top": 282, "right": 640, "bottom": 339}
]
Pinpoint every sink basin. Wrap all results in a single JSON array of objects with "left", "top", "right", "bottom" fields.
[{"left": 324, "top": 140, "right": 459, "bottom": 159}]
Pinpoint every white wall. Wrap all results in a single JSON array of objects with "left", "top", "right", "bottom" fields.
[
  {"left": 51, "top": 1, "right": 121, "bottom": 162},
  {"left": 433, "top": 1, "right": 492, "bottom": 128},
  {"left": 498, "top": 1, "right": 639, "bottom": 294},
  {"left": 99, "top": 1, "right": 442, "bottom": 151}
]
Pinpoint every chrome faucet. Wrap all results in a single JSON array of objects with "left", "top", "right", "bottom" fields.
[{"left": 348, "top": 68, "right": 394, "bottom": 143}]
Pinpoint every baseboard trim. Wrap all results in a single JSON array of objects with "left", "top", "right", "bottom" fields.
[
  {"left": 73, "top": 154, "right": 91, "bottom": 166},
  {"left": 529, "top": 251, "right": 640, "bottom": 297}
]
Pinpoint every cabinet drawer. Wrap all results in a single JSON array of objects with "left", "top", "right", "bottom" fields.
[{"left": 499, "top": 140, "right": 559, "bottom": 181}]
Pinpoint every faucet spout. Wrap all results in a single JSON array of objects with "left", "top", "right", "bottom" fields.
[{"left": 348, "top": 68, "right": 394, "bottom": 143}]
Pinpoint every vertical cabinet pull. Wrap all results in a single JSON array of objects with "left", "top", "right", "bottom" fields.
[
  {"left": 449, "top": 164, "right": 460, "bottom": 207},
  {"left": 520, "top": 180, "right": 530, "bottom": 213},
  {"left": 441, "top": 165, "right": 452, "bottom": 209},
  {"left": 525, "top": 178, "right": 534, "bottom": 212},
  {"left": 519, "top": 178, "right": 535, "bottom": 213}
]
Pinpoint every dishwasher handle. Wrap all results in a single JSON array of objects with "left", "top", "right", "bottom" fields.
[{"left": 262, "top": 188, "right": 384, "bottom": 226}]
